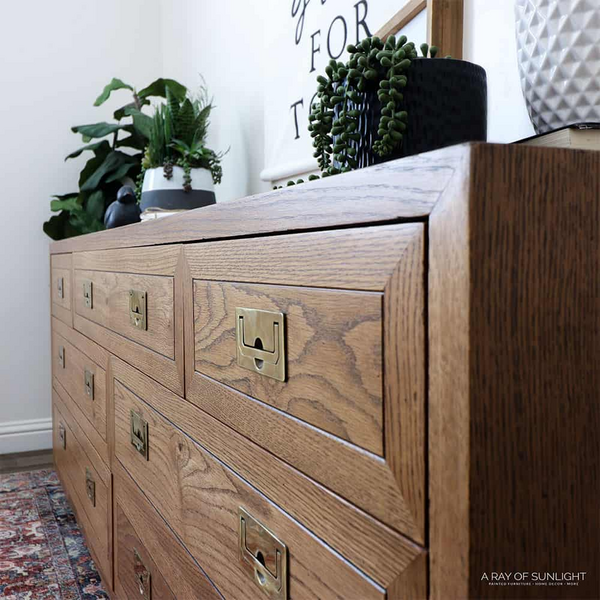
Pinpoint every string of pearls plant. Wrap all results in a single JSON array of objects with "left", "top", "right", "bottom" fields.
[{"left": 276, "top": 38, "right": 444, "bottom": 189}]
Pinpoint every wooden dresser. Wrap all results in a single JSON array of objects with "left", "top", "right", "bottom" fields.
[{"left": 49, "top": 143, "right": 599, "bottom": 599}]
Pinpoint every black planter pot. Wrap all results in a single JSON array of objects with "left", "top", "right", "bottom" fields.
[{"left": 336, "top": 58, "right": 487, "bottom": 168}]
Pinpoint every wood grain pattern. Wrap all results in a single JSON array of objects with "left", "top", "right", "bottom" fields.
[
  {"left": 185, "top": 224, "right": 421, "bottom": 291},
  {"left": 384, "top": 228, "right": 426, "bottom": 540},
  {"left": 74, "top": 269, "right": 175, "bottom": 359},
  {"left": 53, "top": 379, "right": 109, "bottom": 469},
  {"left": 113, "top": 358, "right": 423, "bottom": 587},
  {"left": 73, "top": 245, "right": 180, "bottom": 276},
  {"left": 50, "top": 144, "right": 469, "bottom": 255},
  {"left": 73, "top": 314, "right": 182, "bottom": 396},
  {"left": 113, "top": 370, "right": 386, "bottom": 599},
  {"left": 375, "top": 0, "right": 427, "bottom": 40},
  {"left": 52, "top": 331, "right": 107, "bottom": 442},
  {"left": 193, "top": 281, "right": 383, "bottom": 453},
  {"left": 427, "top": 0, "right": 464, "bottom": 59},
  {"left": 51, "top": 253, "right": 72, "bottom": 326},
  {"left": 52, "top": 317, "right": 109, "bottom": 369},
  {"left": 115, "top": 503, "right": 175, "bottom": 600},
  {"left": 53, "top": 403, "right": 111, "bottom": 578},
  {"left": 51, "top": 267, "right": 71, "bottom": 311},
  {"left": 430, "top": 144, "right": 600, "bottom": 598},
  {"left": 114, "top": 461, "right": 223, "bottom": 600}
]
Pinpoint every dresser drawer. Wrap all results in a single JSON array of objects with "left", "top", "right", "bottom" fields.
[
  {"left": 53, "top": 399, "right": 111, "bottom": 582},
  {"left": 114, "top": 461, "right": 222, "bottom": 600},
  {"left": 52, "top": 320, "right": 107, "bottom": 445},
  {"left": 72, "top": 246, "right": 184, "bottom": 395},
  {"left": 184, "top": 224, "right": 426, "bottom": 541},
  {"left": 51, "top": 253, "right": 72, "bottom": 325},
  {"left": 113, "top": 360, "right": 394, "bottom": 600}
]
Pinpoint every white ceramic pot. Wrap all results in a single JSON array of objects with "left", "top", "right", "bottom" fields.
[
  {"left": 140, "top": 166, "right": 216, "bottom": 212},
  {"left": 515, "top": 0, "right": 600, "bottom": 134}
]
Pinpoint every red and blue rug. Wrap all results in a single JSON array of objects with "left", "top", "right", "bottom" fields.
[{"left": 0, "top": 469, "right": 107, "bottom": 599}]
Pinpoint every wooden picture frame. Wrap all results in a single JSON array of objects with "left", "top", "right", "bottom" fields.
[{"left": 375, "top": 0, "right": 464, "bottom": 59}]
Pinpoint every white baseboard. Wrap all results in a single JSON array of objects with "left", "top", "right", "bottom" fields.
[{"left": 0, "top": 418, "right": 53, "bottom": 454}]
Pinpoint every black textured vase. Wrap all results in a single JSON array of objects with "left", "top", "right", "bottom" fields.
[{"left": 336, "top": 58, "right": 487, "bottom": 168}]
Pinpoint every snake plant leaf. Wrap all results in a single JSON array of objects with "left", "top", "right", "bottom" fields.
[
  {"left": 65, "top": 140, "right": 111, "bottom": 161},
  {"left": 85, "top": 190, "right": 105, "bottom": 220},
  {"left": 80, "top": 151, "right": 136, "bottom": 192},
  {"left": 94, "top": 78, "right": 134, "bottom": 107},
  {"left": 138, "top": 78, "right": 187, "bottom": 101},
  {"left": 71, "top": 122, "right": 122, "bottom": 142}
]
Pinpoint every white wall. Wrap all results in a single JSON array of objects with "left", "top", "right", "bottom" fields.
[{"left": 0, "top": 0, "right": 163, "bottom": 453}]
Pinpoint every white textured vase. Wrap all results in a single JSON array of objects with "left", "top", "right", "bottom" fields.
[{"left": 515, "top": 0, "right": 600, "bottom": 134}]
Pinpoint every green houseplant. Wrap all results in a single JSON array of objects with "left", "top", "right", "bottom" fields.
[
  {"left": 304, "top": 36, "right": 487, "bottom": 180},
  {"left": 138, "top": 87, "right": 225, "bottom": 214},
  {"left": 44, "top": 77, "right": 187, "bottom": 240}
]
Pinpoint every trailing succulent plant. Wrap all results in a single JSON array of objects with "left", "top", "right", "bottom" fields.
[
  {"left": 44, "top": 78, "right": 188, "bottom": 240},
  {"left": 298, "top": 38, "right": 443, "bottom": 185},
  {"left": 139, "top": 86, "right": 225, "bottom": 197}
]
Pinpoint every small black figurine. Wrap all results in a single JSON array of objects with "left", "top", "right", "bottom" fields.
[{"left": 104, "top": 186, "right": 141, "bottom": 229}]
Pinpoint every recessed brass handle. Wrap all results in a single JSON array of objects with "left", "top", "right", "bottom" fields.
[
  {"left": 83, "top": 280, "right": 93, "bottom": 309},
  {"left": 129, "top": 290, "right": 147, "bottom": 331},
  {"left": 236, "top": 308, "right": 286, "bottom": 382},
  {"left": 133, "top": 548, "right": 152, "bottom": 599},
  {"left": 57, "top": 277, "right": 64, "bottom": 299},
  {"left": 58, "top": 346, "right": 65, "bottom": 369},
  {"left": 84, "top": 368, "right": 94, "bottom": 400},
  {"left": 85, "top": 468, "right": 96, "bottom": 506},
  {"left": 58, "top": 423, "right": 66, "bottom": 449},
  {"left": 239, "top": 507, "right": 288, "bottom": 599},
  {"left": 130, "top": 409, "right": 149, "bottom": 460}
]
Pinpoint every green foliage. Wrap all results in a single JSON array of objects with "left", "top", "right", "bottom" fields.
[
  {"left": 44, "top": 77, "right": 189, "bottom": 240},
  {"left": 309, "top": 35, "right": 446, "bottom": 177},
  {"left": 140, "top": 85, "right": 225, "bottom": 194}
]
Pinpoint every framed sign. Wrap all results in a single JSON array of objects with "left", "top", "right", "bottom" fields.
[{"left": 261, "top": 0, "right": 464, "bottom": 184}]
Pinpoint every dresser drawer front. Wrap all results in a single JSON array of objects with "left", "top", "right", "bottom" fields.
[
  {"left": 52, "top": 330, "right": 107, "bottom": 442},
  {"left": 115, "top": 463, "right": 222, "bottom": 600},
  {"left": 185, "top": 224, "right": 426, "bottom": 541},
  {"left": 113, "top": 365, "right": 385, "bottom": 600},
  {"left": 51, "top": 254, "right": 72, "bottom": 325},
  {"left": 74, "top": 269, "right": 175, "bottom": 359},
  {"left": 194, "top": 281, "right": 383, "bottom": 454},
  {"left": 52, "top": 402, "right": 111, "bottom": 579}
]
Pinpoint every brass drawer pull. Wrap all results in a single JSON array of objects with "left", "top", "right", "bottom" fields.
[
  {"left": 58, "top": 346, "right": 65, "bottom": 369},
  {"left": 58, "top": 423, "right": 66, "bottom": 449},
  {"left": 239, "top": 507, "right": 288, "bottom": 599},
  {"left": 84, "top": 369, "right": 94, "bottom": 400},
  {"left": 130, "top": 409, "right": 149, "bottom": 460},
  {"left": 85, "top": 468, "right": 96, "bottom": 506},
  {"left": 83, "top": 280, "right": 93, "bottom": 309},
  {"left": 236, "top": 308, "right": 286, "bottom": 382},
  {"left": 133, "top": 548, "right": 152, "bottom": 599},
  {"left": 57, "top": 277, "right": 64, "bottom": 299},
  {"left": 129, "top": 290, "right": 148, "bottom": 331}
]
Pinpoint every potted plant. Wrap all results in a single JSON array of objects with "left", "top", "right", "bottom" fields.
[
  {"left": 44, "top": 77, "right": 188, "bottom": 240},
  {"left": 308, "top": 36, "right": 487, "bottom": 177},
  {"left": 139, "top": 87, "right": 224, "bottom": 214}
]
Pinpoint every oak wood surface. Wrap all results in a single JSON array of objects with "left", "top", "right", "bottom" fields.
[
  {"left": 114, "top": 461, "right": 224, "bottom": 600},
  {"left": 427, "top": 0, "right": 464, "bottom": 59},
  {"left": 429, "top": 144, "right": 600, "bottom": 598},
  {"left": 73, "top": 245, "right": 180, "bottom": 276},
  {"left": 185, "top": 224, "right": 421, "bottom": 291},
  {"left": 74, "top": 269, "right": 175, "bottom": 359},
  {"left": 112, "top": 364, "right": 388, "bottom": 599},
  {"left": 53, "top": 403, "right": 111, "bottom": 578},
  {"left": 51, "top": 267, "right": 71, "bottom": 311},
  {"left": 115, "top": 503, "right": 175, "bottom": 600},
  {"left": 193, "top": 280, "right": 384, "bottom": 453},
  {"left": 52, "top": 330, "right": 107, "bottom": 442},
  {"left": 113, "top": 357, "right": 423, "bottom": 587},
  {"left": 50, "top": 144, "right": 470, "bottom": 255},
  {"left": 51, "top": 253, "right": 72, "bottom": 326}
]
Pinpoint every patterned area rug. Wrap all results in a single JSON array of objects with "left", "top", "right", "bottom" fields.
[{"left": 0, "top": 469, "right": 107, "bottom": 599}]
